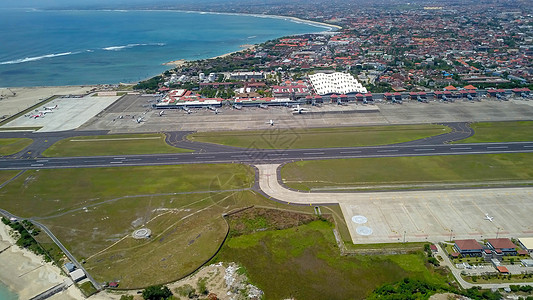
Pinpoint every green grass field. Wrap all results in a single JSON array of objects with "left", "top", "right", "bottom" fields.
[
  {"left": 458, "top": 121, "right": 533, "bottom": 143},
  {"left": 215, "top": 220, "right": 449, "bottom": 300},
  {"left": 0, "top": 138, "right": 32, "bottom": 156},
  {"left": 0, "top": 171, "right": 20, "bottom": 186},
  {"left": 0, "top": 164, "right": 334, "bottom": 288},
  {"left": 42, "top": 133, "right": 192, "bottom": 157},
  {"left": 281, "top": 153, "right": 533, "bottom": 191},
  {"left": 188, "top": 124, "right": 450, "bottom": 149}
]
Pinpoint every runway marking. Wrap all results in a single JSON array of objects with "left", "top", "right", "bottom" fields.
[
  {"left": 113, "top": 157, "right": 126, "bottom": 160},
  {"left": 487, "top": 146, "right": 508, "bottom": 149},
  {"left": 525, "top": 146, "right": 533, "bottom": 148},
  {"left": 414, "top": 148, "right": 435, "bottom": 151},
  {"left": 340, "top": 151, "right": 361, "bottom": 154},
  {"left": 69, "top": 137, "right": 161, "bottom": 141},
  {"left": 110, "top": 161, "right": 123, "bottom": 164},
  {"left": 303, "top": 152, "right": 324, "bottom": 155},
  {"left": 36, "top": 160, "right": 49, "bottom": 163},
  {"left": 31, "top": 164, "right": 44, "bottom": 167},
  {"left": 267, "top": 153, "right": 288, "bottom": 156},
  {"left": 451, "top": 147, "right": 472, "bottom": 150},
  {"left": 195, "top": 156, "right": 214, "bottom": 159},
  {"left": 377, "top": 149, "right": 398, "bottom": 153},
  {"left": 231, "top": 155, "right": 251, "bottom": 158}
]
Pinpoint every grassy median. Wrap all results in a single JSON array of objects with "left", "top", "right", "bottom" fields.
[
  {"left": 458, "top": 121, "right": 533, "bottom": 143},
  {"left": 281, "top": 153, "right": 533, "bottom": 191},
  {"left": 188, "top": 124, "right": 450, "bottom": 149},
  {"left": 42, "top": 133, "right": 192, "bottom": 157},
  {"left": 0, "top": 138, "right": 32, "bottom": 156},
  {"left": 0, "top": 170, "right": 21, "bottom": 186}
]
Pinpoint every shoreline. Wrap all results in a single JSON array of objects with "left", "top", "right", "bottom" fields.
[{"left": 0, "top": 222, "right": 83, "bottom": 300}]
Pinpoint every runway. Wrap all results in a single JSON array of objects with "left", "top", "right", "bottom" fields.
[{"left": 1, "top": 140, "right": 533, "bottom": 170}]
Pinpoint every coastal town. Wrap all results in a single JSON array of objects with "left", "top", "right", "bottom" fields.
[
  {"left": 1, "top": 0, "right": 533, "bottom": 300},
  {"left": 132, "top": 1, "right": 531, "bottom": 102}
]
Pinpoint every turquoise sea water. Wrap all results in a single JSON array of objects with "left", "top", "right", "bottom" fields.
[
  {"left": 0, "top": 9, "right": 330, "bottom": 87},
  {"left": 0, "top": 281, "right": 17, "bottom": 300}
]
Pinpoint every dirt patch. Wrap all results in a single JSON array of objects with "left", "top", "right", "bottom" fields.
[{"left": 226, "top": 207, "right": 328, "bottom": 237}]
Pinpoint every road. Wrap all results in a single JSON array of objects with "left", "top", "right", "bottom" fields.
[
  {"left": 435, "top": 244, "right": 533, "bottom": 290},
  {"left": 0, "top": 208, "right": 102, "bottom": 290}
]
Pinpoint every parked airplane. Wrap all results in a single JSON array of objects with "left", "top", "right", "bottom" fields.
[
  {"left": 292, "top": 104, "right": 308, "bottom": 114},
  {"left": 233, "top": 104, "right": 243, "bottom": 110},
  {"left": 267, "top": 119, "right": 274, "bottom": 126},
  {"left": 467, "top": 94, "right": 473, "bottom": 101},
  {"left": 44, "top": 105, "right": 58, "bottom": 110},
  {"left": 30, "top": 112, "right": 43, "bottom": 119},
  {"left": 136, "top": 116, "right": 144, "bottom": 123},
  {"left": 159, "top": 110, "right": 165, "bottom": 116},
  {"left": 259, "top": 104, "right": 268, "bottom": 109},
  {"left": 38, "top": 110, "right": 52, "bottom": 115},
  {"left": 484, "top": 213, "right": 494, "bottom": 222}
]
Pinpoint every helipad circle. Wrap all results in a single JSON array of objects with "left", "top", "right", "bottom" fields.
[
  {"left": 356, "top": 226, "right": 373, "bottom": 236},
  {"left": 132, "top": 228, "right": 151, "bottom": 239},
  {"left": 351, "top": 215, "right": 368, "bottom": 224}
]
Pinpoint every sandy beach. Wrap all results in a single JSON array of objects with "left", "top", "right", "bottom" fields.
[
  {"left": 0, "top": 86, "right": 96, "bottom": 120},
  {"left": 0, "top": 222, "right": 85, "bottom": 299}
]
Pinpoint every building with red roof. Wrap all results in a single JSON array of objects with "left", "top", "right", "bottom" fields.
[
  {"left": 487, "top": 238, "right": 517, "bottom": 255},
  {"left": 454, "top": 239, "right": 482, "bottom": 256}
]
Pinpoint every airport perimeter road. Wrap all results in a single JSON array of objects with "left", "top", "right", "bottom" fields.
[
  {"left": 255, "top": 164, "right": 533, "bottom": 245},
  {"left": 1, "top": 141, "right": 533, "bottom": 170},
  {"left": 0, "top": 208, "right": 102, "bottom": 290}
]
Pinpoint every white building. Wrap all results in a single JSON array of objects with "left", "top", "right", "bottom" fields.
[{"left": 309, "top": 72, "right": 367, "bottom": 95}]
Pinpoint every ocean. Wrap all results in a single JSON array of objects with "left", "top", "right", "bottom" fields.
[
  {"left": 0, "top": 9, "right": 331, "bottom": 87},
  {"left": 0, "top": 281, "right": 17, "bottom": 300}
]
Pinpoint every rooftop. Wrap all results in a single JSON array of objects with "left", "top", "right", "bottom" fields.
[
  {"left": 487, "top": 238, "right": 516, "bottom": 250},
  {"left": 455, "top": 239, "right": 482, "bottom": 251}
]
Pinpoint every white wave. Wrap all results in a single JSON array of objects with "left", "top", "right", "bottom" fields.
[
  {"left": 102, "top": 43, "right": 166, "bottom": 51},
  {"left": 0, "top": 52, "right": 77, "bottom": 65}
]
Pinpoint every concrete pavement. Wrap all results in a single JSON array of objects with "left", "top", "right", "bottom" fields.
[{"left": 256, "top": 164, "right": 533, "bottom": 244}]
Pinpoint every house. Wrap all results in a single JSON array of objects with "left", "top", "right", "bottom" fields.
[
  {"left": 108, "top": 282, "right": 119, "bottom": 288},
  {"left": 454, "top": 239, "right": 483, "bottom": 256},
  {"left": 486, "top": 238, "right": 517, "bottom": 255}
]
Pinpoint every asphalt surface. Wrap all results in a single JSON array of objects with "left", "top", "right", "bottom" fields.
[{"left": 1, "top": 122, "right": 532, "bottom": 170}]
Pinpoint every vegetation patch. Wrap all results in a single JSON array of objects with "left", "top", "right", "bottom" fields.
[
  {"left": 42, "top": 133, "right": 192, "bottom": 157},
  {"left": 1, "top": 217, "right": 53, "bottom": 262},
  {"left": 457, "top": 121, "right": 533, "bottom": 143},
  {"left": 281, "top": 153, "right": 533, "bottom": 191},
  {"left": 0, "top": 138, "right": 32, "bottom": 156},
  {"left": 215, "top": 220, "right": 449, "bottom": 299},
  {"left": 189, "top": 124, "right": 450, "bottom": 149},
  {"left": 78, "top": 281, "right": 97, "bottom": 297},
  {"left": 226, "top": 207, "right": 325, "bottom": 237}
]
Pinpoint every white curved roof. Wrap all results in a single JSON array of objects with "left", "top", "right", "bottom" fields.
[{"left": 309, "top": 72, "right": 367, "bottom": 95}]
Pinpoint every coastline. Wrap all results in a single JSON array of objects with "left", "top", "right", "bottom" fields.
[{"left": 0, "top": 222, "right": 83, "bottom": 300}]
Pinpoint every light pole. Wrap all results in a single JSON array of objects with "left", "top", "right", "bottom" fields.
[
  {"left": 450, "top": 229, "right": 453, "bottom": 241},
  {"left": 496, "top": 227, "right": 500, "bottom": 239},
  {"left": 403, "top": 230, "right": 406, "bottom": 243}
]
